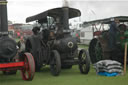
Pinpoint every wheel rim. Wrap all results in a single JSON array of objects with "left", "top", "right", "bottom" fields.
[{"left": 79, "top": 51, "right": 87, "bottom": 71}]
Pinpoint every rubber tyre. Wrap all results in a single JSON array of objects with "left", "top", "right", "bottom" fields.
[
  {"left": 50, "top": 50, "right": 61, "bottom": 76},
  {"left": 78, "top": 49, "right": 90, "bottom": 74}
]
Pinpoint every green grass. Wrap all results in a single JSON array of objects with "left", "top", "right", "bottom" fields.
[
  {"left": 0, "top": 66, "right": 128, "bottom": 85},
  {"left": 0, "top": 44, "right": 127, "bottom": 85},
  {"left": 78, "top": 44, "right": 89, "bottom": 49}
]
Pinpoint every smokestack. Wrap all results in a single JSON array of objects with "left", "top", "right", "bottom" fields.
[
  {"left": 62, "top": 0, "right": 69, "bottom": 30},
  {"left": 62, "top": 7, "right": 69, "bottom": 30},
  {"left": 0, "top": 0, "right": 8, "bottom": 35}
]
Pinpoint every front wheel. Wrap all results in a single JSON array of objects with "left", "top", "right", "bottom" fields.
[
  {"left": 78, "top": 49, "right": 90, "bottom": 74},
  {"left": 50, "top": 50, "right": 61, "bottom": 76},
  {"left": 21, "top": 53, "right": 35, "bottom": 81}
]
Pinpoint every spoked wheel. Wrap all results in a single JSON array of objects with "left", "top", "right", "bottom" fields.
[
  {"left": 50, "top": 50, "right": 61, "bottom": 76},
  {"left": 78, "top": 49, "right": 90, "bottom": 74},
  {"left": 21, "top": 53, "right": 35, "bottom": 81},
  {"left": 89, "top": 38, "right": 102, "bottom": 64}
]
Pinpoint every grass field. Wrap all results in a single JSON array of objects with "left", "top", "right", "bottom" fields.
[
  {"left": 0, "top": 66, "right": 128, "bottom": 85},
  {"left": 78, "top": 44, "right": 89, "bottom": 49},
  {"left": 0, "top": 44, "right": 128, "bottom": 85}
]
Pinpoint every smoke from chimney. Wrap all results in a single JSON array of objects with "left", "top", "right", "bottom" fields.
[{"left": 62, "top": 0, "right": 69, "bottom": 7}]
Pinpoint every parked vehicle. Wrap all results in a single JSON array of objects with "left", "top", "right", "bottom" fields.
[
  {"left": 25, "top": 7, "right": 90, "bottom": 76},
  {"left": 88, "top": 16, "right": 128, "bottom": 64},
  {"left": 0, "top": 0, "right": 35, "bottom": 81}
]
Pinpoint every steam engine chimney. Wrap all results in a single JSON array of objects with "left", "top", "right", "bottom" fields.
[
  {"left": 62, "top": 0, "right": 69, "bottom": 30},
  {"left": 0, "top": 0, "right": 8, "bottom": 35}
]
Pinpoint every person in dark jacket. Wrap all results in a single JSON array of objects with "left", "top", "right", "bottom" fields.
[{"left": 108, "top": 18, "right": 120, "bottom": 50}]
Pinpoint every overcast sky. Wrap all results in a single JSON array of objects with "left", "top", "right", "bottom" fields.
[{"left": 7, "top": 0, "right": 128, "bottom": 23}]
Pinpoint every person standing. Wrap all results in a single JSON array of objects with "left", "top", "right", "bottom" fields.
[
  {"left": 17, "top": 36, "right": 25, "bottom": 52},
  {"left": 108, "top": 18, "right": 120, "bottom": 50},
  {"left": 32, "top": 26, "right": 40, "bottom": 35}
]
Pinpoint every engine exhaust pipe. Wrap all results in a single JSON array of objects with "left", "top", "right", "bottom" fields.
[
  {"left": 62, "top": 7, "right": 69, "bottom": 30},
  {"left": 0, "top": 0, "right": 8, "bottom": 35},
  {"left": 62, "top": 0, "right": 69, "bottom": 30}
]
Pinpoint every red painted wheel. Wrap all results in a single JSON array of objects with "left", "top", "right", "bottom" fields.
[{"left": 21, "top": 53, "right": 35, "bottom": 81}]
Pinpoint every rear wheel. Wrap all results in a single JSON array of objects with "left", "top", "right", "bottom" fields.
[
  {"left": 89, "top": 38, "right": 103, "bottom": 64},
  {"left": 21, "top": 53, "right": 35, "bottom": 81},
  {"left": 78, "top": 49, "right": 90, "bottom": 74},
  {"left": 50, "top": 50, "right": 61, "bottom": 76},
  {"left": 95, "top": 41, "right": 103, "bottom": 61}
]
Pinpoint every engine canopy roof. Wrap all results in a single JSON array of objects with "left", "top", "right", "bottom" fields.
[
  {"left": 26, "top": 7, "right": 81, "bottom": 23},
  {"left": 84, "top": 16, "right": 128, "bottom": 25}
]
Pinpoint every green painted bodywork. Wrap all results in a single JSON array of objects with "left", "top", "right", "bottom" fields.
[{"left": 117, "top": 30, "right": 128, "bottom": 49}]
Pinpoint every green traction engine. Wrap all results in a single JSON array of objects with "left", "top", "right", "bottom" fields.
[{"left": 88, "top": 16, "right": 128, "bottom": 64}]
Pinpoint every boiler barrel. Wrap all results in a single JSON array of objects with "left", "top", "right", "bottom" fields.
[
  {"left": 0, "top": 36, "right": 17, "bottom": 59},
  {"left": 0, "top": 0, "right": 8, "bottom": 35}
]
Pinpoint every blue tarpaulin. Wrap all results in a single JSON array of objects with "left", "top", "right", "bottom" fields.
[{"left": 98, "top": 72, "right": 118, "bottom": 77}]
